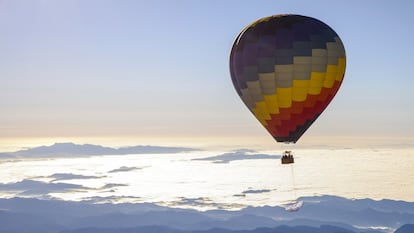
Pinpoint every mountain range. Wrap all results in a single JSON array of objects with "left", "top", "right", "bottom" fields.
[
  {"left": 0, "top": 142, "right": 197, "bottom": 158},
  {"left": 0, "top": 196, "right": 413, "bottom": 233}
]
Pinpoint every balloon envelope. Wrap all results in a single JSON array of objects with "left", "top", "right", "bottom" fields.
[{"left": 230, "top": 14, "right": 346, "bottom": 143}]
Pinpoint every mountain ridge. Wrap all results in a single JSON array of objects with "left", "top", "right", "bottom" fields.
[
  {"left": 0, "top": 196, "right": 413, "bottom": 233},
  {"left": 0, "top": 142, "right": 197, "bottom": 158}
]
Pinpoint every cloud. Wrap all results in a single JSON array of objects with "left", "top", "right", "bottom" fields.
[
  {"left": 108, "top": 166, "right": 147, "bottom": 173},
  {"left": 48, "top": 173, "right": 105, "bottom": 182},
  {"left": 171, "top": 197, "right": 213, "bottom": 206},
  {"left": 0, "top": 179, "right": 128, "bottom": 198},
  {"left": 233, "top": 188, "right": 273, "bottom": 198},
  {"left": 0, "top": 179, "right": 90, "bottom": 197},
  {"left": 82, "top": 195, "right": 142, "bottom": 204},
  {"left": 100, "top": 183, "right": 128, "bottom": 190},
  {"left": 192, "top": 150, "right": 279, "bottom": 163},
  {"left": 242, "top": 189, "right": 272, "bottom": 194},
  {"left": 165, "top": 197, "right": 247, "bottom": 210}
]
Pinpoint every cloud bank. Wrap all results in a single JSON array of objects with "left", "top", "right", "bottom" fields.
[
  {"left": 0, "top": 179, "right": 128, "bottom": 198},
  {"left": 193, "top": 150, "right": 279, "bottom": 163}
]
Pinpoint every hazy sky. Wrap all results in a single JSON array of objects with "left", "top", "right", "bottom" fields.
[{"left": 1, "top": 0, "right": 413, "bottom": 149}]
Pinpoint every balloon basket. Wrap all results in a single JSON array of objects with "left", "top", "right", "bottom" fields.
[{"left": 281, "top": 150, "right": 294, "bottom": 164}]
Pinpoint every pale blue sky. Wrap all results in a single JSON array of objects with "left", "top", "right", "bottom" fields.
[{"left": 1, "top": 0, "right": 413, "bottom": 148}]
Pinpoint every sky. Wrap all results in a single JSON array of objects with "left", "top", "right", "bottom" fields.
[{"left": 1, "top": 0, "right": 414, "bottom": 150}]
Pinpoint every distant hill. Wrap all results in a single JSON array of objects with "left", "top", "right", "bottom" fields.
[
  {"left": 0, "top": 142, "right": 197, "bottom": 158},
  {"left": 395, "top": 224, "right": 414, "bottom": 233},
  {"left": 59, "top": 224, "right": 384, "bottom": 233},
  {"left": 1, "top": 196, "right": 412, "bottom": 233}
]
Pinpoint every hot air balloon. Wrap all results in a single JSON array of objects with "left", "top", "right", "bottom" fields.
[{"left": 230, "top": 14, "right": 346, "bottom": 145}]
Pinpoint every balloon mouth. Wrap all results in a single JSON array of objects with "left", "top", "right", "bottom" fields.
[{"left": 275, "top": 138, "right": 297, "bottom": 144}]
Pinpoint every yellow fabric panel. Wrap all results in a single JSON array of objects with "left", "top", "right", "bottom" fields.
[
  {"left": 324, "top": 64, "right": 338, "bottom": 88},
  {"left": 323, "top": 77, "right": 335, "bottom": 88},
  {"left": 308, "top": 72, "right": 325, "bottom": 95},
  {"left": 263, "top": 94, "right": 280, "bottom": 114},
  {"left": 336, "top": 58, "right": 346, "bottom": 81},
  {"left": 292, "top": 88, "right": 308, "bottom": 101},
  {"left": 309, "top": 72, "right": 325, "bottom": 88},
  {"left": 308, "top": 87, "right": 322, "bottom": 95},
  {"left": 293, "top": 80, "right": 309, "bottom": 88},
  {"left": 292, "top": 80, "right": 309, "bottom": 102},
  {"left": 253, "top": 101, "right": 271, "bottom": 126},
  {"left": 276, "top": 87, "right": 292, "bottom": 108},
  {"left": 326, "top": 64, "right": 338, "bottom": 74}
]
